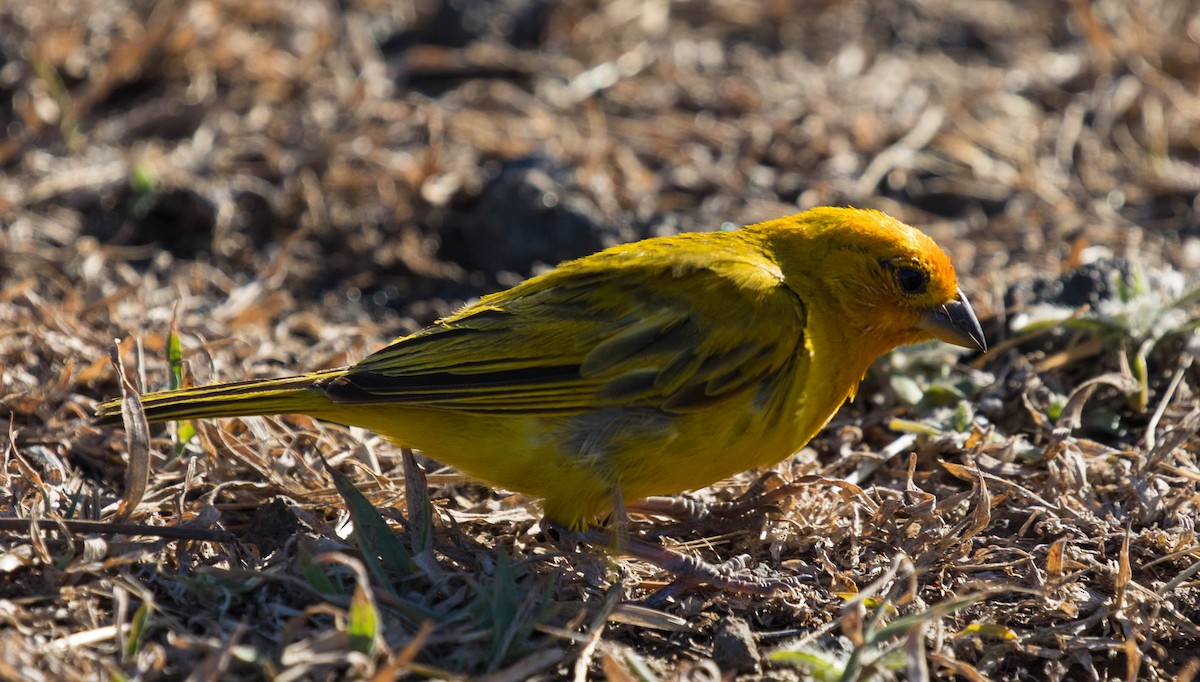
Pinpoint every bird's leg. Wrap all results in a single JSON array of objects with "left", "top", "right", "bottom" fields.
[
  {"left": 638, "top": 554, "right": 792, "bottom": 606},
  {"left": 548, "top": 519, "right": 809, "bottom": 599},
  {"left": 577, "top": 526, "right": 808, "bottom": 598},
  {"left": 544, "top": 481, "right": 814, "bottom": 598}
]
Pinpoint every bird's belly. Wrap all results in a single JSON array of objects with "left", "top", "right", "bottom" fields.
[
  {"left": 319, "top": 396, "right": 809, "bottom": 528},
  {"left": 326, "top": 405, "right": 616, "bottom": 524}
]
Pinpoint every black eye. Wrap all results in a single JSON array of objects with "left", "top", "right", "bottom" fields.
[{"left": 897, "top": 266, "right": 928, "bottom": 294}]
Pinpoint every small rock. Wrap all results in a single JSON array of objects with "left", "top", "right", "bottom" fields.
[
  {"left": 245, "top": 498, "right": 302, "bottom": 555},
  {"left": 711, "top": 616, "right": 761, "bottom": 675}
]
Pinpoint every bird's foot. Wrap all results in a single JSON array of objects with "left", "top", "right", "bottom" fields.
[
  {"left": 620, "top": 537, "right": 811, "bottom": 603},
  {"left": 626, "top": 472, "right": 810, "bottom": 530},
  {"left": 550, "top": 522, "right": 810, "bottom": 600}
]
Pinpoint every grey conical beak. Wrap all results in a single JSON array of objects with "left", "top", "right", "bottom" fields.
[{"left": 920, "top": 289, "right": 986, "bottom": 351}]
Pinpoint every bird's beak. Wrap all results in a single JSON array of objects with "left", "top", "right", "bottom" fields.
[{"left": 920, "top": 289, "right": 986, "bottom": 351}]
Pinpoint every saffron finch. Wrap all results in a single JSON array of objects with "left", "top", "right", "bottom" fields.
[{"left": 97, "top": 207, "right": 985, "bottom": 529}]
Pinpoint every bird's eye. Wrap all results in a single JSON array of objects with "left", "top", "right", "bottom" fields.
[{"left": 897, "top": 266, "right": 928, "bottom": 294}]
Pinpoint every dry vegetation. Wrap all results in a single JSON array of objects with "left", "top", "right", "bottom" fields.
[{"left": 3, "top": 0, "right": 1200, "bottom": 679}]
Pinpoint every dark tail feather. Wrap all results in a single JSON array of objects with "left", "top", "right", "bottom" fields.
[{"left": 94, "top": 370, "right": 345, "bottom": 427}]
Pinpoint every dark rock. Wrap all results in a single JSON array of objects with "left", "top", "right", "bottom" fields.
[
  {"left": 245, "top": 498, "right": 302, "bottom": 556},
  {"left": 382, "top": 0, "right": 553, "bottom": 52},
  {"left": 712, "top": 616, "right": 761, "bottom": 674},
  {"left": 435, "top": 155, "right": 616, "bottom": 275},
  {"left": 80, "top": 186, "right": 218, "bottom": 260},
  {"left": 1004, "top": 258, "right": 1135, "bottom": 311}
]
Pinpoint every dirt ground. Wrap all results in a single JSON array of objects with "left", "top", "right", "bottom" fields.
[{"left": 2, "top": 0, "right": 1200, "bottom": 679}]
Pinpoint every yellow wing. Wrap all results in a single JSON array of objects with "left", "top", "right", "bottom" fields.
[{"left": 319, "top": 233, "right": 808, "bottom": 416}]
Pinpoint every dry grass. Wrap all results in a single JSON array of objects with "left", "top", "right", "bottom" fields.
[{"left": 3, "top": 0, "right": 1200, "bottom": 679}]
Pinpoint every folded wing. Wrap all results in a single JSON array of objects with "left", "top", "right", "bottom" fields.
[{"left": 320, "top": 238, "right": 808, "bottom": 416}]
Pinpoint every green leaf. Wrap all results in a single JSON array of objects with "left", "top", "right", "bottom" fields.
[
  {"left": 301, "top": 558, "right": 339, "bottom": 595},
  {"left": 867, "top": 593, "right": 984, "bottom": 643},
  {"left": 403, "top": 449, "right": 433, "bottom": 555},
  {"left": 131, "top": 163, "right": 158, "bottom": 195},
  {"left": 770, "top": 647, "right": 846, "bottom": 681},
  {"left": 166, "top": 322, "right": 196, "bottom": 457},
  {"left": 330, "top": 468, "right": 436, "bottom": 623},
  {"left": 332, "top": 469, "right": 415, "bottom": 578},
  {"left": 956, "top": 622, "right": 1018, "bottom": 640},
  {"left": 123, "top": 601, "right": 152, "bottom": 661},
  {"left": 347, "top": 582, "right": 379, "bottom": 655},
  {"left": 489, "top": 551, "right": 520, "bottom": 663},
  {"left": 167, "top": 328, "right": 184, "bottom": 390},
  {"left": 887, "top": 418, "right": 941, "bottom": 436},
  {"left": 951, "top": 400, "right": 973, "bottom": 432}
]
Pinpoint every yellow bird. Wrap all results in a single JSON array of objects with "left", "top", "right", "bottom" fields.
[{"left": 97, "top": 207, "right": 985, "bottom": 530}]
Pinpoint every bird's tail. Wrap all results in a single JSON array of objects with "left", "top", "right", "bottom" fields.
[{"left": 94, "top": 369, "right": 345, "bottom": 427}]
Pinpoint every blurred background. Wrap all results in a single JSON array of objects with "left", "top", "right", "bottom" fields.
[{"left": 4, "top": 0, "right": 1198, "bottom": 325}]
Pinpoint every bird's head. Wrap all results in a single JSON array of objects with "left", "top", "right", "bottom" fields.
[{"left": 757, "top": 207, "right": 986, "bottom": 354}]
